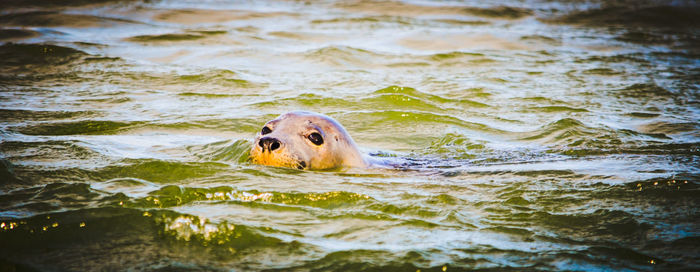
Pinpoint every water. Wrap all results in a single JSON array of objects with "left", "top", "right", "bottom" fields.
[{"left": 1, "top": 0, "right": 699, "bottom": 270}]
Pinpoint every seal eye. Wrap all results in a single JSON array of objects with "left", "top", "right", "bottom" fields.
[
  {"left": 307, "top": 132, "right": 323, "bottom": 145},
  {"left": 261, "top": 126, "right": 272, "bottom": 135}
]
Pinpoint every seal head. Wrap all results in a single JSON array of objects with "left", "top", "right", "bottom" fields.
[{"left": 250, "top": 111, "right": 367, "bottom": 170}]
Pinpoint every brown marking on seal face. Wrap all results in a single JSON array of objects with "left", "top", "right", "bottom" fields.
[{"left": 250, "top": 111, "right": 367, "bottom": 170}]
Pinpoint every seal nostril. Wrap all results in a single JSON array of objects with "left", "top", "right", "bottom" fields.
[
  {"left": 259, "top": 137, "right": 281, "bottom": 152},
  {"left": 270, "top": 141, "right": 280, "bottom": 151},
  {"left": 297, "top": 161, "right": 306, "bottom": 170}
]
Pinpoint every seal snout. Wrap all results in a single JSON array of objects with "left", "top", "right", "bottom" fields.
[{"left": 258, "top": 137, "right": 282, "bottom": 152}]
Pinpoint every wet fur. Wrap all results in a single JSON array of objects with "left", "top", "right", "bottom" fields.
[{"left": 250, "top": 111, "right": 368, "bottom": 170}]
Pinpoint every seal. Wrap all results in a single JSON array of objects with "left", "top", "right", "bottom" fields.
[{"left": 250, "top": 111, "right": 369, "bottom": 170}]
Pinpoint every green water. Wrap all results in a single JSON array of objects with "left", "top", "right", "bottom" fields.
[{"left": 1, "top": 0, "right": 699, "bottom": 271}]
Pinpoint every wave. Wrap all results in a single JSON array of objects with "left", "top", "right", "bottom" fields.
[
  {"left": 419, "top": 133, "right": 488, "bottom": 160},
  {"left": 462, "top": 6, "right": 533, "bottom": 19},
  {"left": 361, "top": 93, "right": 445, "bottom": 113},
  {"left": 2, "top": 0, "right": 124, "bottom": 9},
  {"left": 16, "top": 120, "right": 142, "bottom": 135},
  {"left": 11, "top": 116, "right": 266, "bottom": 136},
  {"left": 374, "top": 85, "right": 490, "bottom": 108},
  {"left": 311, "top": 16, "right": 413, "bottom": 26},
  {"left": 613, "top": 83, "right": 675, "bottom": 99},
  {"left": 126, "top": 33, "right": 206, "bottom": 42},
  {"left": 1, "top": 170, "right": 697, "bottom": 270},
  {"left": 94, "top": 159, "right": 230, "bottom": 184},
  {"left": 0, "top": 28, "right": 40, "bottom": 41},
  {"left": 338, "top": 1, "right": 531, "bottom": 20},
  {"left": 0, "top": 109, "right": 98, "bottom": 122},
  {"left": 250, "top": 93, "right": 355, "bottom": 111},
  {"left": 303, "top": 46, "right": 389, "bottom": 68},
  {"left": 0, "top": 207, "right": 297, "bottom": 270},
  {"left": 338, "top": 110, "right": 503, "bottom": 145},
  {"left": 550, "top": 5, "right": 700, "bottom": 28},
  {"left": 0, "top": 43, "right": 265, "bottom": 92},
  {"left": 0, "top": 43, "right": 87, "bottom": 67},
  {"left": 125, "top": 29, "right": 227, "bottom": 43},
  {"left": 186, "top": 139, "right": 251, "bottom": 163},
  {"left": 0, "top": 159, "right": 23, "bottom": 186},
  {"left": 152, "top": 8, "right": 294, "bottom": 24},
  {"left": 250, "top": 86, "right": 489, "bottom": 114},
  {"left": 0, "top": 11, "right": 141, "bottom": 28},
  {"left": 116, "top": 184, "right": 374, "bottom": 210},
  {"left": 0, "top": 140, "right": 108, "bottom": 167},
  {"left": 429, "top": 51, "right": 498, "bottom": 66},
  {"left": 517, "top": 118, "right": 675, "bottom": 152},
  {"left": 5, "top": 159, "right": 234, "bottom": 187},
  {"left": 638, "top": 122, "right": 699, "bottom": 136},
  {"left": 527, "top": 106, "right": 588, "bottom": 113}
]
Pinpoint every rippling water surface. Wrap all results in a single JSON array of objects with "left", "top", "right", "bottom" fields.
[{"left": 1, "top": 0, "right": 699, "bottom": 271}]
